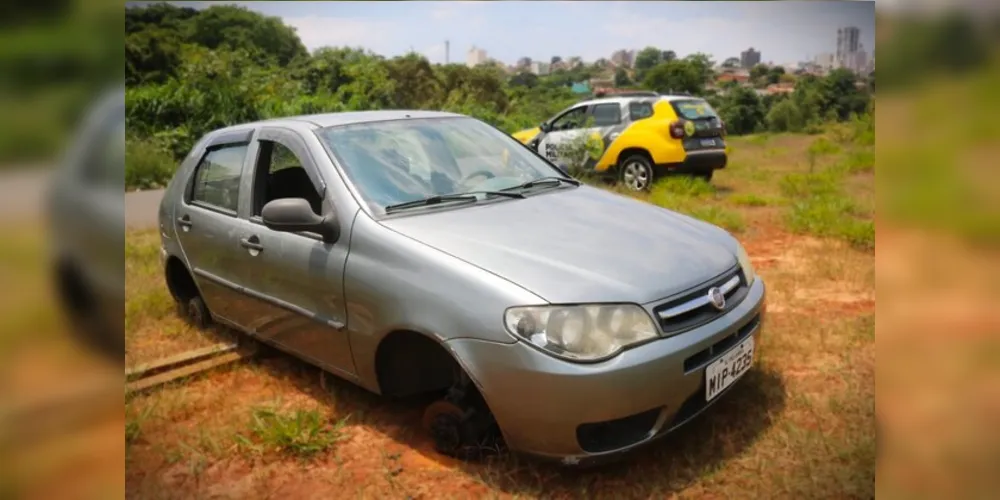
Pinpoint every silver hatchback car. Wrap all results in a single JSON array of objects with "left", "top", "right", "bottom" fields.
[{"left": 158, "top": 111, "right": 766, "bottom": 465}]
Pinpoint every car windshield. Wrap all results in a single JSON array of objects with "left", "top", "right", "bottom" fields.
[
  {"left": 317, "top": 117, "right": 569, "bottom": 214},
  {"left": 671, "top": 99, "right": 719, "bottom": 120}
]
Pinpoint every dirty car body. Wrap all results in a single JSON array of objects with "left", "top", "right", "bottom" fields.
[{"left": 158, "top": 110, "right": 766, "bottom": 465}]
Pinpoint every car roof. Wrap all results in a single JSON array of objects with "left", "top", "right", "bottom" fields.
[
  {"left": 573, "top": 94, "right": 705, "bottom": 108},
  {"left": 209, "top": 110, "right": 467, "bottom": 135}
]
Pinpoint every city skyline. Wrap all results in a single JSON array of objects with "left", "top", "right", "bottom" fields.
[{"left": 163, "top": 1, "right": 876, "bottom": 67}]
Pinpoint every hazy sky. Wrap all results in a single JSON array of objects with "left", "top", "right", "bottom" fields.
[{"left": 171, "top": 1, "right": 876, "bottom": 65}]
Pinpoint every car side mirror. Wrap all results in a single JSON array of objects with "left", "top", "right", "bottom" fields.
[
  {"left": 261, "top": 198, "right": 340, "bottom": 243},
  {"left": 539, "top": 122, "right": 551, "bottom": 133}
]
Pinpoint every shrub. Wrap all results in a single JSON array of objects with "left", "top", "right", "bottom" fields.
[{"left": 125, "top": 137, "right": 176, "bottom": 190}]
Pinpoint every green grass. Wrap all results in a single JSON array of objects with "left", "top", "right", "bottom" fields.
[
  {"left": 236, "top": 406, "right": 350, "bottom": 459},
  {"left": 729, "top": 193, "right": 779, "bottom": 207},
  {"left": 780, "top": 170, "right": 875, "bottom": 251},
  {"left": 687, "top": 205, "right": 746, "bottom": 232}
]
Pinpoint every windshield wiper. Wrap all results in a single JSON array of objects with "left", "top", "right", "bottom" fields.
[
  {"left": 384, "top": 191, "right": 524, "bottom": 213},
  {"left": 501, "top": 176, "right": 581, "bottom": 193}
]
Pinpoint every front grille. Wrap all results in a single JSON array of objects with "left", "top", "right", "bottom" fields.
[{"left": 652, "top": 266, "right": 748, "bottom": 337}]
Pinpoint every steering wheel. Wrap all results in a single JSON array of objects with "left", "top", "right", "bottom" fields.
[{"left": 458, "top": 169, "right": 496, "bottom": 188}]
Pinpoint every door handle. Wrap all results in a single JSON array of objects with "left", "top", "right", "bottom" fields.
[
  {"left": 240, "top": 236, "right": 264, "bottom": 253},
  {"left": 177, "top": 214, "right": 193, "bottom": 229}
]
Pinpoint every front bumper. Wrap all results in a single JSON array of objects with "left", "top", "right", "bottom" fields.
[
  {"left": 446, "top": 277, "right": 766, "bottom": 465},
  {"left": 656, "top": 150, "right": 728, "bottom": 175}
]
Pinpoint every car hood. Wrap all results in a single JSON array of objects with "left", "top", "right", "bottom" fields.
[
  {"left": 379, "top": 186, "right": 739, "bottom": 304},
  {"left": 511, "top": 127, "right": 540, "bottom": 144}
]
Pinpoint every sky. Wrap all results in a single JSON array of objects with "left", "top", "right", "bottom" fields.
[{"left": 168, "top": 1, "right": 876, "bottom": 66}]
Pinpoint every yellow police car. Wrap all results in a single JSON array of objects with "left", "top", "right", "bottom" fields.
[{"left": 512, "top": 92, "right": 730, "bottom": 191}]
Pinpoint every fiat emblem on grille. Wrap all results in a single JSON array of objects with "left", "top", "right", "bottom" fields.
[{"left": 707, "top": 287, "right": 726, "bottom": 310}]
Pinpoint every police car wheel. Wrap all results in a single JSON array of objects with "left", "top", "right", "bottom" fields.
[{"left": 620, "top": 155, "right": 654, "bottom": 191}]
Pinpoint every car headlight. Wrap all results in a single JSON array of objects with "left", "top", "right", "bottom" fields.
[
  {"left": 504, "top": 304, "right": 658, "bottom": 362},
  {"left": 736, "top": 243, "right": 756, "bottom": 285}
]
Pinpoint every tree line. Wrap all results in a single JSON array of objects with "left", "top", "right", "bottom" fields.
[{"left": 125, "top": 3, "right": 875, "bottom": 188}]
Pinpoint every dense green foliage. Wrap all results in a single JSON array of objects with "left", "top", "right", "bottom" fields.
[
  {"left": 124, "top": 3, "right": 874, "bottom": 189},
  {"left": 0, "top": 0, "right": 121, "bottom": 164}
]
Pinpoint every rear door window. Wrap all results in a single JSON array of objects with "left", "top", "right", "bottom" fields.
[
  {"left": 190, "top": 144, "right": 248, "bottom": 214},
  {"left": 671, "top": 99, "right": 719, "bottom": 120},
  {"left": 591, "top": 103, "right": 622, "bottom": 126}
]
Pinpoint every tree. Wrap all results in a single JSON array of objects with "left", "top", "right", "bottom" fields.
[
  {"left": 684, "top": 53, "right": 716, "bottom": 83},
  {"left": 716, "top": 86, "right": 765, "bottom": 135},
  {"left": 551, "top": 56, "right": 562, "bottom": 65},
  {"left": 186, "top": 5, "right": 308, "bottom": 66},
  {"left": 767, "top": 66, "right": 786, "bottom": 85},
  {"left": 642, "top": 60, "right": 703, "bottom": 95},
  {"left": 634, "top": 46, "right": 663, "bottom": 80},
  {"left": 613, "top": 67, "right": 632, "bottom": 88},
  {"left": 661, "top": 50, "right": 677, "bottom": 62},
  {"left": 385, "top": 53, "right": 443, "bottom": 109},
  {"left": 722, "top": 57, "right": 740, "bottom": 69},
  {"left": 516, "top": 57, "right": 532, "bottom": 69},
  {"left": 750, "top": 64, "right": 769, "bottom": 81},
  {"left": 510, "top": 71, "right": 539, "bottom": 88}
]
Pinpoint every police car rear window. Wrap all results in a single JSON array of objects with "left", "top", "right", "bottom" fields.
[{"left": 672, "top": 99, "right": 719, "bottom": 120}]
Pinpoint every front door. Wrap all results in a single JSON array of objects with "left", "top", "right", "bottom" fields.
[
  {"left": 537, "top": 105, "right": 595, "bottom": 170},
  {"left": 235, "top": 127, "right": 356, "bottom": 377},
  {"left": 174, "top": 138, "right": 253, "bottom": 324}
]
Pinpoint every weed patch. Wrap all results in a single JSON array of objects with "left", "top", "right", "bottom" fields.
[{"left": 236, "top": 406, "right": 350, "bottom": 459}]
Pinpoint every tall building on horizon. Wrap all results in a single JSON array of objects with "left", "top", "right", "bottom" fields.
[
  {"left": 466, "top": 45, "right": 488, "bottom": 68},
  {"left": 836, "top": 26, "right": 862, "bottom": 72},
  {"left": 740, "top": 47, "right": 761, "bottom": 69}
]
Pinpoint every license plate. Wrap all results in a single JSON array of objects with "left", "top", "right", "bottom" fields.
[
  {"left": 700, "top": 138, "right": 716, "bottom": 147},
  {"left": 705, "top": 336, "right": 755, "bottom": 402}
]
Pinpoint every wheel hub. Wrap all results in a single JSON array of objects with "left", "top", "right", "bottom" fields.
[{"left": 429, "top": 414, "right": 462, "bottom": 453}]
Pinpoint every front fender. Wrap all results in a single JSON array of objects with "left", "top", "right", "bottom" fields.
[{"left": 343, "top": 214, "right": 547, "bottom": 392}]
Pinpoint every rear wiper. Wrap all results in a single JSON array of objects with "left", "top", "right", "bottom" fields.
[
  {"left": 501, "top": 176, "right": 581, "bottom": 192},
  {"left": 384, "top": 191, "right": 524, "bottom": 213}
]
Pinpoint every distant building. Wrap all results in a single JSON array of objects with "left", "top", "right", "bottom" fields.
[
  {"left": 836, "top": 26, "right": 861, "bottom": 69},
  {"left": 566, "top": 56, "right": 583, "bottom": 68},
  {"left": 814, "top": 52, "right": 835, "bottom": 72},
  {"left": 466, "top": 46, "right": 488, "bottom": 68},
  {"left": 740, "top": 47, "right": 761, "bottom": 69},
  {"left": 529, "top": 61, "right": 551, "bottom": 76},
  {"left": 610, "top": 49, "right": 636, "bottom": 68}
]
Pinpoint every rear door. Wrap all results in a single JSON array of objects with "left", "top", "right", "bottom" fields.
[
  {"left": 670, "top": 99, "right": 726, "bottom": 152},
  {"left": 585, "top": 102, "right": 629, "bottom": 170},
  {"left": 173, "top": 130, "right": 254, "bottom": 324}
]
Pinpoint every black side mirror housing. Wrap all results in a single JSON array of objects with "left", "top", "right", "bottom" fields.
[
  {"left": 539, "top": 122, "right": 551, "bottom": 133},
  {"left": 261, "top": 198, "right": 340, "bottom": 243},
  {"left": 555, "top": 162, "right": 572, "bottom": 176}
]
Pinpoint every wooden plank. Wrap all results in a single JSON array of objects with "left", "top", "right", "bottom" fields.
[
  {"left": 125, "top": 342, "right": 237, "bottom": 380},
  {"left": 125, "top": 347, "right": 254, "bottom": 395}
]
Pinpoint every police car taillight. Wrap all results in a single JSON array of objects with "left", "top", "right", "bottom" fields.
[{"left": 669, "top": 121, "right": 685, "bottom": 139}]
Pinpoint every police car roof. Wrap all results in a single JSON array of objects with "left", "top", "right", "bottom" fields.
[{"left": 577, "top": 93, "right": 706, "bottom": 107}]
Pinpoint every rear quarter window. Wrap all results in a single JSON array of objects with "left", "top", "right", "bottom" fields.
[{"left": 628, "top": 101, "right": 655, "bottom": 121}]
